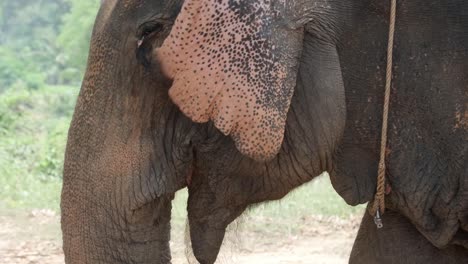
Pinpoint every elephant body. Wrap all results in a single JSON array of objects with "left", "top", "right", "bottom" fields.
[
  {"left": 333, "top": 0, "right": 468, "bottom": 255},
  {"left": 61, "top": 0, "right": 468, "bottom": 263}
]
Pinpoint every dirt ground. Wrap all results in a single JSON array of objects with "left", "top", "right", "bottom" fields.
[{"left": 0, "top": 209, "right": 361, "bottom": 264}]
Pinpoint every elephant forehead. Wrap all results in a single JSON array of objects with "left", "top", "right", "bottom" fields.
[{"left": 93, "top": 0, "right": 118, "bottom": 33}]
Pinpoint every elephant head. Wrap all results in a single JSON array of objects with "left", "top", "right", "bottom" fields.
[{"left": 61, "top": 0, "right": 384, "bottom": 263}]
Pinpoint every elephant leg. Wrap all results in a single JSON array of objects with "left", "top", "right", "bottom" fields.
[{"left": 350, "top": 209, "right": 468, "bottom": 264}]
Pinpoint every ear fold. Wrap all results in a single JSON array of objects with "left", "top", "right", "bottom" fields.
[{"left": 156, "top": 0, "right": 304, "bottom": 160}]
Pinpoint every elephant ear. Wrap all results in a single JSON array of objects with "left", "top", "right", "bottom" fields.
[{"left": 156, "top": 0, "right": 304, "bottom": 161}]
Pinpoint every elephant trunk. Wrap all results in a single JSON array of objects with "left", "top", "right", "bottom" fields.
[
  {"left": 61, "top": 124, "right": 176, "bottom": 263},
  {"left": 61, "top": 41, "right": 182, "bottom": 263},
  {"left": 61, "top": 1, "right": 200, "bottom": 262}
]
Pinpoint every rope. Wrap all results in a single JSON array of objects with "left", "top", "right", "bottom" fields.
[{"left": 369, "top": 0, "right": 397, "bottom": 228}]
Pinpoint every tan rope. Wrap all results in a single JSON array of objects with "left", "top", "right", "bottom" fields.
[{"left": 369, "top": 0, "right": 397, "bottom": 227}]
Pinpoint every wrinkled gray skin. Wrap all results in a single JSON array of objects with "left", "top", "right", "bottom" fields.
[{"left": 61, "top": 0, "right": 468, "bottom": 263}]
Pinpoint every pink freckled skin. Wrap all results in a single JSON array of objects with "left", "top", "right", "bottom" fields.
[{"left": 156, "top": 0, "right": 304, "bottom": 161}]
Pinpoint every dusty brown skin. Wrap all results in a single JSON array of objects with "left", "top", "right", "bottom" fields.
[
  {"left": 331, "top": 2, "right": 468, "bottom": 263},
  {"left": 61, "top": 0, "right": 468, "bottom": 263}
]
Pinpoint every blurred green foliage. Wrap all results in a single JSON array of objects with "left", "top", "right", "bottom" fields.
[
  {"left": 0, "top": 85, "right": 78, "bottom": 210},
  {"left": 0, "top": 0, "right": 99, "bottom": 209},
  {"left": 0, "top": 0, "right": 100, "bottom": 88}
]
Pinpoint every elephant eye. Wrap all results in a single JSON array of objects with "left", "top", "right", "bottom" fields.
[
  {"left": 136, "top": 21, "right": 167, "bottom": 68},
  {"left": 137, "top": 21, "right": 165, "bottom": 47}
]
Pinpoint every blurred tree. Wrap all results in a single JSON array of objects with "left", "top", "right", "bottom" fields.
[
  {"left": 0, "top": 46, "right": 45, "bottom": 91},
  {"left": 0, "top": 0, "right": 68, "bottom": 47},
  {"left": 0, "top": 0, "right": 70, "bottom": 85},
  {"left": 0, "top": 0, "right": 100, "bottom": 88}
]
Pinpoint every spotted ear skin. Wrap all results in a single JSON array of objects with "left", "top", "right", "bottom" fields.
[{"left": 156, "top": 0, "right": 304, "bottom": 161}]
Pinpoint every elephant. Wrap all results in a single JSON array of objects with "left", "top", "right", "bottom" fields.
[{"left": 61, "top": 0, "right": 468, "bottom": 263}]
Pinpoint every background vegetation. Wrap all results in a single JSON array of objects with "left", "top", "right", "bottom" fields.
[
  {"left": 0, "top": 0, "right": 362, "bottom": 219},
  {"left": 0, "top": 0, "right": 99, "bottom": 210}
]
